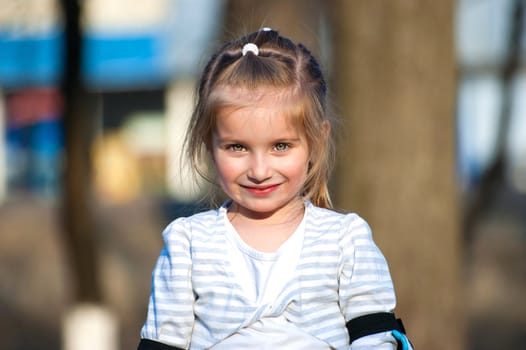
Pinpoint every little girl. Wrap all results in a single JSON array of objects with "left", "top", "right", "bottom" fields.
[{"left": 138, "top": 28, "right": 412, "bottom": 350}]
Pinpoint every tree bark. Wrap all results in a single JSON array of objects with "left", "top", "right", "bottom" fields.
[
  {"left": 60, "top": 0, "right": 101, "bottom": 303},
  {"left": 223, "top": 0, "right": 325, "bottom": 58},
  {"left": 329, "top": 1, "right": 464, "bottom": 349}
]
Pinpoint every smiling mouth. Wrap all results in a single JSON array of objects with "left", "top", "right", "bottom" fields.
[{"left": 242, "top": 184, "right": 280, "bottom": 195}]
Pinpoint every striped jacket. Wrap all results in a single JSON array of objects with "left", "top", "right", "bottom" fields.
[{"left": 140, "top": 202, "right": 398, "bottom": 349}]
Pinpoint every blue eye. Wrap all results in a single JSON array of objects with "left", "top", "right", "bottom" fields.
[
  {"left": 229, "top": 144, "right": 245, "bottom": 152},
  {"left": 274, "top": 143, "right": 289, "bottom": 151}
]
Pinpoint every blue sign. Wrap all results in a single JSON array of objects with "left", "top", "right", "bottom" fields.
[
  {"left": 0, "top": 29, "right": 64, "bottom": 88},
  {"left": 0, "top": 0, "right": 223, "bottom": 90}
]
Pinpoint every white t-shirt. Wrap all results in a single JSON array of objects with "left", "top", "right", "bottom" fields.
[
  {"left": 140, "top": 201, "right": 404, "bottom": 349},
  {"left": 212, "top": 210, "right": 331, "bottom": 349}
]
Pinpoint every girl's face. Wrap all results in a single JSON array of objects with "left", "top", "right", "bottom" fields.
[{"left": 211, "top": 89, "right": 310, "bottom": 221}]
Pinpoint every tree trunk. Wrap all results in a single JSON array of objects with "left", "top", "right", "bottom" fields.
[
  {"left": 223, "top": 0, "right": 325, "bottom": 58},
  {"left": 60, "top": 3, "right": 119, "bottom": 349},
  {"left": 60, "top": 0, "right": 101, "bottom": 304},
  {"left": 329, "top": 1, "right": 464, "bottom": 349}
]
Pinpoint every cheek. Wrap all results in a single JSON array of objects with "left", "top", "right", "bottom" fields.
[
  {"left": 213, "top": 155, "right": 242, "bottom": 182},
  {"left": 285, "top": 157, "right": 310, "bottom": 182}
]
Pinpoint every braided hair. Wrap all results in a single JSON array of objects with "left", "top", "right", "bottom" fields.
[{"left": 185, "top": 28, "right": 335, "bottom": 208}]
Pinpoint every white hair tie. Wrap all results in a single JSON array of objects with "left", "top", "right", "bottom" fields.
[{"left": 242, "top": 43, "right": 259, "bottom": 56}]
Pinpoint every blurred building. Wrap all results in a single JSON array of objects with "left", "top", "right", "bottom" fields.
[
  {"left": 456, "top": 0, "right": 526, "bottom": 193},
  {"left": 0, "top": 0, "right": 224, "bottom": 204}
]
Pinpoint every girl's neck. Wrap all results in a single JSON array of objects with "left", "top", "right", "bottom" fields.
[
  {"left": 227, "top": 198, "right": 305, "bottom": 225},
  {"left": 227, "top": 199, "right": 305, "bottom": 252}
]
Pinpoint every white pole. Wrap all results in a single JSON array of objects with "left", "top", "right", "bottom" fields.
[{"left": 62, "top": 303, "right": 119, "bottom": 350}]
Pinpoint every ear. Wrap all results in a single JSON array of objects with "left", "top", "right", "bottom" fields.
[
  {"left": 321, "top": 120, "right": 331, "bottom": 141},
  {"left": 308, "top": 120, "right": 331, "bottom": 165}
]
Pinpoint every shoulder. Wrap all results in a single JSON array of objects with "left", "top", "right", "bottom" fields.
[
  {"left": 306, "top": 202, "right": 372, "bottom": 238},
  {"left": 162, "top": 207, "right": 223, "bottom": 243}
]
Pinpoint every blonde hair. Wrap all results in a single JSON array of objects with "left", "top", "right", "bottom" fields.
[{"left": 185, "top": 29, "right": 335, "bottom": 208}]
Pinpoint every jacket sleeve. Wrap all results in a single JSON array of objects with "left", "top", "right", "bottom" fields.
[
  {"left": 139, "top": 219, "right": 195, "bottom": 349},
  {"left": 338, "top": 214, "right": 410, "bottom": 349}
]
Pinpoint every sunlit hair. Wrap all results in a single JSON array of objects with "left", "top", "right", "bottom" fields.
[{"left": 185, "top": 29, "right": 335, "bottom": 208}]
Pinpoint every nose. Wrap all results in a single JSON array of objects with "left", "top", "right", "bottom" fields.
[{"left": 247, "top": 153, "right": 272, "bottom": 183}]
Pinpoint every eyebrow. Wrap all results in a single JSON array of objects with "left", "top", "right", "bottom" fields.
[{"left": 214, "top": 135, "right": 302, "bottom": 144}]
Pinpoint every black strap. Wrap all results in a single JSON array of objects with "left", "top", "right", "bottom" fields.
[
  {"left": 346, "top": 312, "right": 406, "bottom": 343},
  {"left": 137, "top": 339, "right": 185, "bottom": 350},
  {"left": 139, "top": 314, "right": 406, "bottom": 349}
]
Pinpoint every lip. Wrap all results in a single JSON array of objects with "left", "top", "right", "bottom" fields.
[{"left": 242, "top": 184, "right": 280, "bottom": 196}]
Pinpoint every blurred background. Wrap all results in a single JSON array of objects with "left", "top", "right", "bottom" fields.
[{"left": 0, "top": 0, "right": 525, "bottom": 349}]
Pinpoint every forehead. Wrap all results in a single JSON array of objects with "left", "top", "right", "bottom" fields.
[{"left": 211, "top": 85, "right": 305, "bottom": 121}]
